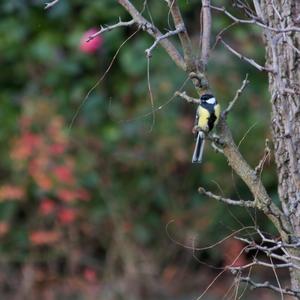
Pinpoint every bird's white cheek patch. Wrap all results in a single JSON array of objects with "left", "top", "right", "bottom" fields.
[{"left": 206, "top": 97, "right": 216, "bottom": 104}]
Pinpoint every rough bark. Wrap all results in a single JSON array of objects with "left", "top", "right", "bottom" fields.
[{"left": 257, "top": 0, "right": 300, "bottom": 293}]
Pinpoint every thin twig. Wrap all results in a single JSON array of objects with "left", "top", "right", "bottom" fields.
[
  {"left": 220, "top": 38, "right": 272, "bottom": 72},
  {"left": 198, "top": 187, "right": 255, "bottom": 207},
  {"left": 211, "top": 5, "right": 300, "bottom": 33},
  {"left": 256, "top": 229, "right": 300, "bottom": 249},
  {"left": 254, "top": 139, "right": 271, "bottom": 175},
  {"left": 145, "top": 25, "right": 184, "bottom": 58},
  {"left": 235, "top": 237, "right": 290, "bottom": 262},
  {"left": 233, "top": 0, "right": 258, "bottom": 20},
  {"left": 240, "top": 277, "right": 300, "bottom": 297},
  {"left": 86, "top": 19, "right": 135, "bottom": 42},
  {"left": 229, "top": 260, "right": 293, "bottom": 271},
  {"left": 212, "top": 21, "right": 238, "bottom": 51},
  {"left": 175, "top": 91, "right": 200, "bottom": 104},
  {"left": 223, "top": 74, "right": 249, "bottom": 117}
]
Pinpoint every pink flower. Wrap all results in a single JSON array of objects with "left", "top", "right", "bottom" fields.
[
  {"left": 39, "top": 199, "right": 56, "bottom": 215},
  {"left": 58, "top": 208, "right": 77, "bottom": 224},
  {"left": 79, "top": 28, "right": 103, "bottom": 54}
]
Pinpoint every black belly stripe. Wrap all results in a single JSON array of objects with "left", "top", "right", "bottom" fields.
[
  {"left": 207, "top": 112, "right": 216, "bottom": 131},
  {"left": 200, "top": 102, "right": 218, "bottom": 132}
]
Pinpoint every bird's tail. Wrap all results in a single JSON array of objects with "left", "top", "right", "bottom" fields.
[{"left": 192, "top": 131, "right": 205, "bottom": 163}]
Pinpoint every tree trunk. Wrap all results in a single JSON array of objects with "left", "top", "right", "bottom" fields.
[{"left": 258, "top": 0, "right": 300, "bottom": 293}]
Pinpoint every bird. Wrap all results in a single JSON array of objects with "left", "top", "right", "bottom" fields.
[{"left": 192, "top": 93, "right": 221, "bottom": 163}]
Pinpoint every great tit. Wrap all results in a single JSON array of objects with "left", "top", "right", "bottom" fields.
[{"left": 192, "top": 94, "right": 221, "bottom": 163}]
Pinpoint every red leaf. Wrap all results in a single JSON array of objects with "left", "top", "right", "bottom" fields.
[
  {"left": 53, "top": 166, "right": 75, "bottom": 185},
  {"left": 29, "top": 230, "right": 60, "bottom": 246}
]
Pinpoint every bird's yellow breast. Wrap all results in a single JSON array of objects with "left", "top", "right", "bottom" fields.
[
  {"left": 197, "top": 103, "right": 221, "bottom": 132},
  {"left": 197, "top": 106, "right": 211, "bottom": 131}
]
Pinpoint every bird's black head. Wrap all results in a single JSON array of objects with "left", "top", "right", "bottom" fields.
[{"left": 200, "top": 94, "right": 216, "bottom": 104}]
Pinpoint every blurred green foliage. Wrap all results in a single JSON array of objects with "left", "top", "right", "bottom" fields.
[{"left": 0, "top": 0, "right": 279, "bottom": 297}]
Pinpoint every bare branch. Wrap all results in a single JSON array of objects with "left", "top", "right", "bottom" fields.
[
  {"left": 118, "top": 0, "right": 185, "bottom": 70},
  {"left": 229, "top": 259, "right": 293, "bottom": 271},
  {"left": 145, "top": 25, "right": 184, "bottom": 58},
  {"left": 86, "top": 19, "right": 135, "bottom": 42},
  {"left": 212, "top": 21, "right": 238, "bottom": 51},
  {"left": 198, "top": 187, "right": 255, "bottom": 207},
  {"left": 44, "top": 0, "right": 59, "bottom": 9},
  {"left": 240, "top": 277, "right": 300, "bottom": 297},
  {"left": 236, "top": 237, "right": 290, "bottom": 262},
  {"left": 175, "top": 91, "right": 200, "bottom": 104},
  {"left": 220, "top": 38, "right": 272, "bottom": 72},
  {"left": 165, "top": 0, "right": 194, "bottom": 71},
  {"left": 233, "top": 0, "right": 258, "bottom": 20},
  {"left": 254, "top": 139, "right": 271, "bottom": 176},
  {"left": 234, "top": 229, "right": 300, "bottom": 274},
  {"left": 201, "top": 0, "right": 212, "bottom": 68},
  {"left": 211, "top": 5, "right": 300, "bottom": 33},
  {"left": 256, "top": 228, "right": 300, "bottom": 249},
  {"left": 223, "top": 74, "right": 249, "bottom": 117}
]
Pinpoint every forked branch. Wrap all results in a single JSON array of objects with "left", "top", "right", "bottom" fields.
[
  {"left": 118, "top": 0, "right": 186, "bottom": 70},
  {"left": 175, "top": 91, "right": 200, "bottom": 104},
  {"left": 240, "top": 277, "right": 300, "bottom": 297},
  {"left": 86, "top": 19, "right": 135, "bottom": 42},
  {"left": 145, "top": 26, "right": 185, "bottom": 58},
  {"left": 165, "top": 0, "right": 195, "bottom": 71}
]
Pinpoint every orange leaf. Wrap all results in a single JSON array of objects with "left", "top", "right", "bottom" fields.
[
  {"left": 0, "top": 185, "right": 25, "bottom": 201},
  {"left": 57, "top": 189, "right": 77, "bottom": 203}
]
